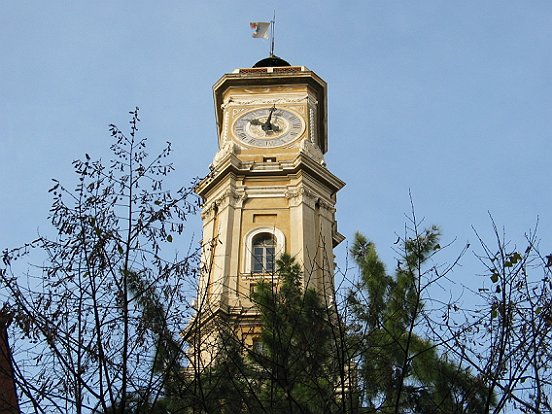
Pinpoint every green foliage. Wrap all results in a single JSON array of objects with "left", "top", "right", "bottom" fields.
[
  {"left": 170, "top": 254, "right": 343, "bottom": 414},
  {"left": 172, "top": 328, "right": 253, "bottom": 414},
  {"left": 247, "top": 253, "right": 341, "bottom": 413},
  {"left": 349, "top": 228, "right": 491, "bottom": 413}
]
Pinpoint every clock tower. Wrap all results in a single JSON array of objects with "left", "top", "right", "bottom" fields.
[{"left": 189, "top": 56, "right": 344, "bottom": 366}]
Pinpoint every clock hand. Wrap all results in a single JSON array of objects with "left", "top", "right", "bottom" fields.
[
  {"left": 262, "top": 105, "right": 277, "bottom": 132},
  {"left": 269, "top": 106, "right": 280, "bottom": 132},
  {"left": 249, "top": 117, "right": 279, "bottom": 131}
]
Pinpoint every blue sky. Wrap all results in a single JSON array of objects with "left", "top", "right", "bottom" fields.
[{"left": 1, "top": 1, "right": 551, "bottom": 289}]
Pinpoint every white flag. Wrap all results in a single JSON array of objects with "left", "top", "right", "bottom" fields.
[{"left": 250, "top": 22, "right": 270, "bottom": 39}]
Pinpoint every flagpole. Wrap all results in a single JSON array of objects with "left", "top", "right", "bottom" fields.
[{"left": 270, "top": 11, "right": 275, "bottom": 56}]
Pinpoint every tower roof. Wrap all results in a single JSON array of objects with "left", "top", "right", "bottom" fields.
[{"left": 253, "top": 56, "right": 291, "bottom": 68}]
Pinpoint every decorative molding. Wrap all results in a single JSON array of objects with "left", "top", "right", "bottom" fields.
[
  {"left": 231, "top": 107, "right": 248, "bottom": 115},
  {"left": 309, "top": 107, "right": 317, "bottom": 144},
  {"left": 240, "top": 272, "right": 278, "bottom": 281},
  {"left": 307, "top": 92, "right": 319, "bottom": 106},
  {"left": 245, "top": 186, "right": 288, "bottom": 199},
  {"left": 200, "top": 200, "right": 218, "bottom": 220},
  {"left": 221, "top": 95, "right": 308, "bottom": 109},
  {"left": 317, "top": 198, "right": 335, "bottom": 212},
  {"left": 299, "top": 139, "right": 324, "bottom": 164},
  {"left": 285, "top": 185, "right": 335, "bottom": 211},
  {"left": 228, "top": 187, "right": 247, "bottom": 208},
  {"left": 200, "top": 187, "right": 247, "bottom": 219},
  {"left": 212, "top": 140, "right": 238, "bottom": 166},
  {"left": 221, "top": 107, "right": 230, "bottom": 143},
  {"left": 285, "top": 186, "right": 317, "bottom": 209},
  {"left": 217, "top": 187, "right": 246, "bottom": 210}
]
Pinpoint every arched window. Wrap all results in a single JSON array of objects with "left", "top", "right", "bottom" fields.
[
  {"left": 243, "top": 227, "right": 285, "bottom": 275},
  {"left": 251, "top": 233, "right": 276, "bottom": 274}
]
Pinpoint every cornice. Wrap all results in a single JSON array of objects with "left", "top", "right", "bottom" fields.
[{"left": 196, "top": 152, "right": 344, "bottom": 201}]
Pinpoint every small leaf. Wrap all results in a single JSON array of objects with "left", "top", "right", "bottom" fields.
[
  {"left": 510, "top": 252, "right": 522, "bottom": 264},
  {"left": 167, "top": 235, "right": 173, "bottom": 243},
  {"left": 490, "top": 273, "right": 500, "bottom": 283}
]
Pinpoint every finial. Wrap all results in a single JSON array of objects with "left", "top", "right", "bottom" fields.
[{"left": 270, "top": 11, "right": 276, "bottom": 57}]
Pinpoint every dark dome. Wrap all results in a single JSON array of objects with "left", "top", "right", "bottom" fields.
[{"left": 253, "top": 56, "right": 291, "bottom": 68}]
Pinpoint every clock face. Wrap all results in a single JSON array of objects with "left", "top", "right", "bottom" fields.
[{"left": 232, "top": 107, "right": 305, "bottom": 147}]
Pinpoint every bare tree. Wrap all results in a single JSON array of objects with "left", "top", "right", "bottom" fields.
[
  {"left": 0, "top": 108, "right": 200, "bottom": 413},
  {"left": 442, "top": 218, "right": 552, "bottom": 413}
]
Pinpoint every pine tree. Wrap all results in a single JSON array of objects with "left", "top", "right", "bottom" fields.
[
  {"left": 349, "top": 227, "right": 492, "bottom": 413},
  {"left": 249, "top": 254, "right": 342, "bottom": 414}
]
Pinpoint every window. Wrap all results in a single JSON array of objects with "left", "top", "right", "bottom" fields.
[
  {"left": 243, "top": 227, "right": 285, "bottom": 275},
  {"left": 252, "top": 337, "right": 263, "bottom": 354},
  {"left": 251, "top": 233, "right": 275, "bottom": 273}
]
